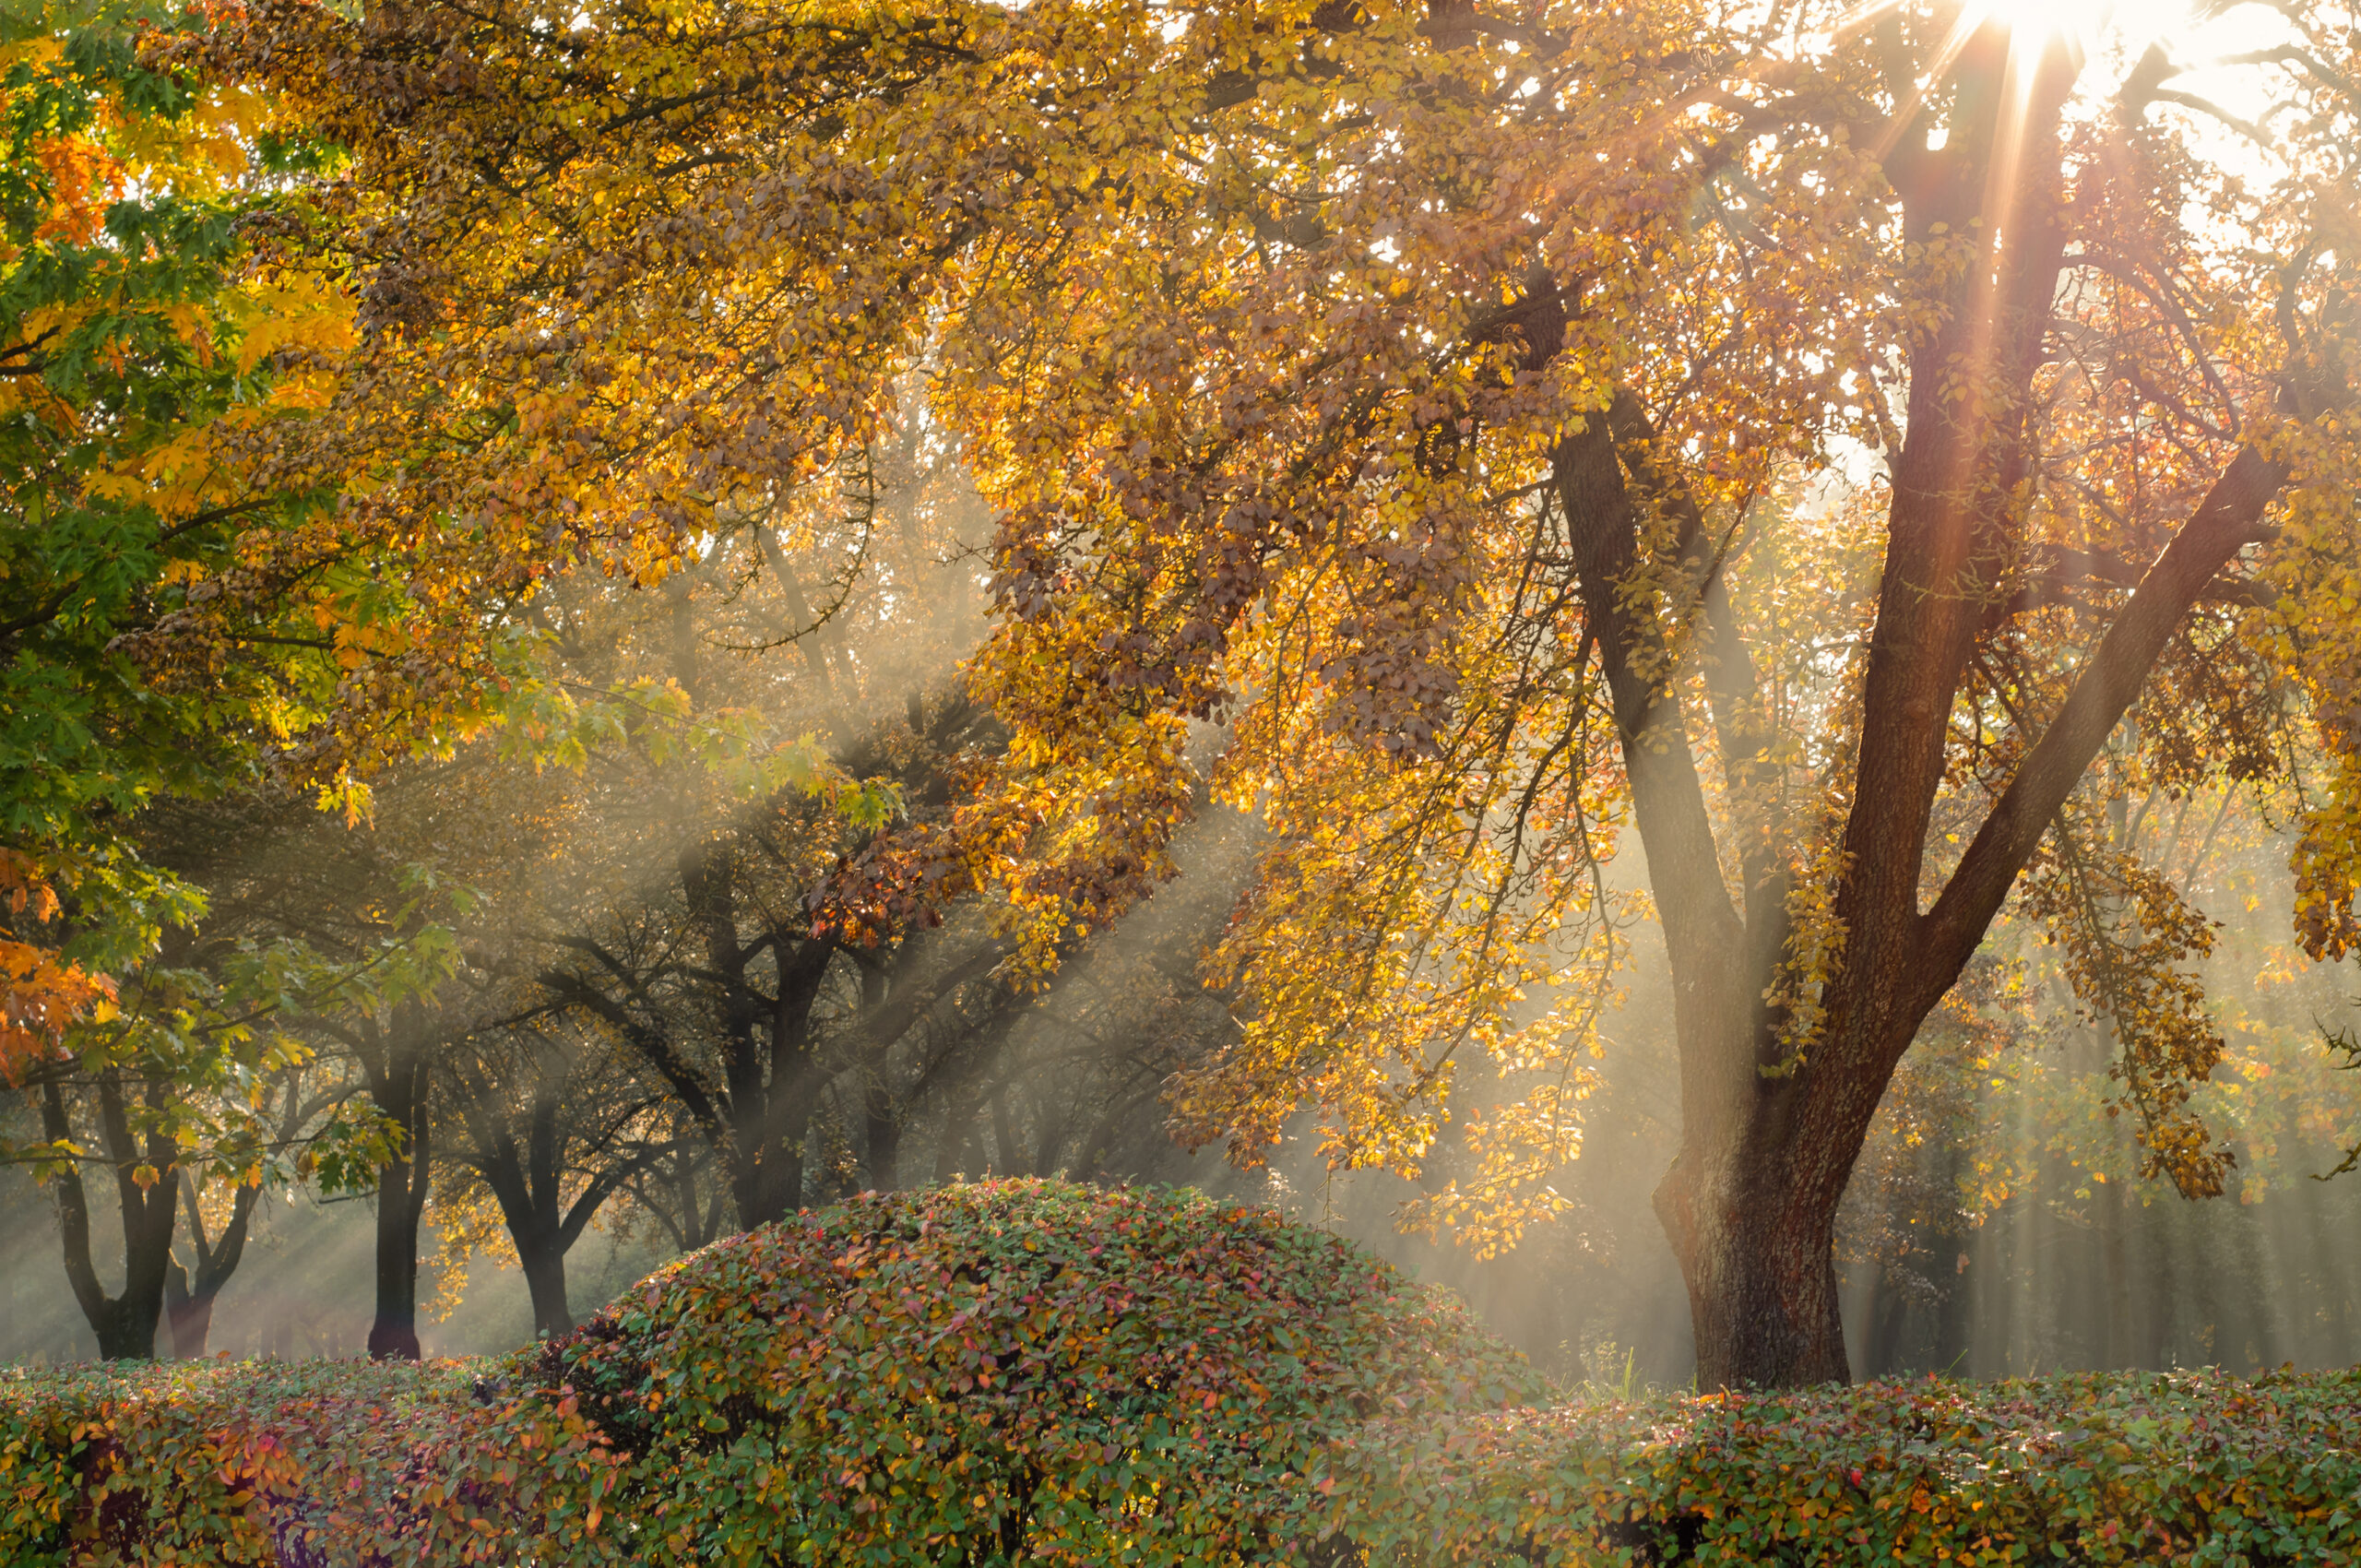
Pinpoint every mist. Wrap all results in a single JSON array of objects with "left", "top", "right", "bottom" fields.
[{"left": 12, "top": 779, "right": 2353, "bottom": 1389}]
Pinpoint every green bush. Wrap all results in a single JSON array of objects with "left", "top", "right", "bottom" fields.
[
  {"left": 1327, "top": 1369, "right": 2361, "bottom": 1566},
  {"left": 530, "top": 1178, "right": 1544, "bottom": 1563},
  {"left": 0, "top": 1179, "right": 1540, "bottom": 1565}
]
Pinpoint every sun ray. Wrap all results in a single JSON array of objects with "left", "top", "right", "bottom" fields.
[{"left": 1869, "top": 6, "right": 1992, "bottom": 160}]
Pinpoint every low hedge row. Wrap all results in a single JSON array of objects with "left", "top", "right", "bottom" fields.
[
  {"left": 3, "top": 1181, "right": 2358, "bottom": 1565},
  {"left": 1330, "top": 1369, "right": 2361, "bottom": 1565}
]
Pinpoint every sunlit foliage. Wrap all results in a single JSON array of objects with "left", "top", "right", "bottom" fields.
[{"left": 103, "top": 0, "right": 2361, "bottom": 1385}]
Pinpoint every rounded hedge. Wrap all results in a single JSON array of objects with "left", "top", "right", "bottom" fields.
[
  {"left": 531, "top": 1178, "right": 1548, "bottom": 1564},
  {"left": 0, "top": 1180, "right": 1542, "bottom": 1566}
]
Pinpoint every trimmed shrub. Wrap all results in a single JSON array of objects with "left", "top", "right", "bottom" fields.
[
  {"left": 0, "top": 1179, "right": 1541, "bottom": 1565},
  {"left": 1327, "top": 1369, "right": 2361, "bottom": 1565},
  {"left": 531, "top": 1178, "right": 1545, "bottom": 1563}
]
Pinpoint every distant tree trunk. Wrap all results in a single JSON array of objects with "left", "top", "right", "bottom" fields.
[
  {"left": 989, "top": 1081, "right": 1020, "bottom": 1176},
  {"left": 1074, "top": 1075, "right": 1161, "bottom": 1181},
  {"left": 623, "top": 1114, "right": 729, "bottom": 1254},
  {"left": 1860, "top": 1260, "right": 1911, "bottom": 1381},
  {"left": 730, "top": 1069, "right": 819, "bottom": 1229},
  {"left": 42, "top": 1074, "right": 182, "bottom": 1360},
  {"left": 2296, "top": 1194, "right": 2355, "bottom": 1366},
  {"left": 2143, "top": 1200, "right": 2178, "bottom": 1366},
  {"left": 162, "top": 1265, "right": 218, "bottom": 1357},
  {"left": 855, "top": 959, "right": 900, "bottom": 1191},
  {"left": 163, "top": 1173, "right": 261, "bottom": 1358},
  {"left": 934, "top": 1096, "right": 981, "bottom": 1182},
  {"left": 674, "top": 830, "right": 832, "bottom": 1232},
  {"left": 456, "top": 1063, "right": 635, "bottom": 1340},
  {"left": 921, "top": 994, "right": 1030, "bottom": 1183},
  {"left": 670, "top": 586, "right": 821, "bottom": 1234},
  {"left": 517, "top": 1243, "right": 572, "bottom": 1338},
  {"left": 2097, "top": 1174, "right": 2133, "bottom": 1370},
  {"left": 1932, "top": 1245, "right": 1974, "bottom": 1375},
  {"left": 372, "top": 1133, "right": 429, "bottom": 1360},
  {"left": 862, "top": 1076, "right": 901, "bottom": 1192},
  {"left": 1030, "top": 1105, "right": 1072, "bottom": 1179},
  {"left": 361, "top": 1003, "right": 436, "bottom": 1360}
]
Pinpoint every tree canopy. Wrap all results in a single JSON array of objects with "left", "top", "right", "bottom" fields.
[{"left": 175, "top": 0, "right": 2361, "bottom": 1388}]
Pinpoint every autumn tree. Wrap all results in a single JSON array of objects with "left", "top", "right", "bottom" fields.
[
  {"left": 972, "top": 1, "right": 2361, "bottom": 1389},
  {"left": 0, "top": 6, "right": 358, "bottom": 1083},
  {"left": 196, "top": 0, "right": 2361, "bottom": 1388},
  {"left": 0, "top": 0, "right": 502, "bottom": 1364}
]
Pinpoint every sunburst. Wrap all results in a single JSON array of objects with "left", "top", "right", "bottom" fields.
[
  {"left": 1964, "top": 0, "right": 2200, "bottom": 55},
  {"left": 1967, "top": 0, "right": 2138, "bottom": 52},
  {"left": 1842, "top": 0, "right": 2200, "bottom": 78}
]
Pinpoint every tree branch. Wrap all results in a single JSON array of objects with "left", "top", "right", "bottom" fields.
[{"left": 1918, "top": 445, "right": 2289, "bottom": 1009}]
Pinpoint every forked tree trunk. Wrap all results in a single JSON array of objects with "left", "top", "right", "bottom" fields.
[
  {"left": 163, "top": 1172, "right": 261, "bottom": 1359},
  {"left": 446, "top": 1038, "right": 643, "bottom": 1340},
  {"left": 42, "top": 1075, "right": 183, "bottom": 1361}
]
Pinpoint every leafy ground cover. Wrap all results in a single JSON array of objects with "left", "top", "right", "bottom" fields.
[{"left": 3, "top": 1181, "right": 2356, "bottom": 1565}]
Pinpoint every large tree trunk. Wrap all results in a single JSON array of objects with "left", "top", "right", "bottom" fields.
[
  {"left": 1664, "top": 1188, "right": 1846, "bottom": 1387},
  {"left": 1649, "top": 1052, "right": 1865, "bottom": 1388},
  {"left": 1545, "top": 21, "right": 2296, "bottom": 1387}
]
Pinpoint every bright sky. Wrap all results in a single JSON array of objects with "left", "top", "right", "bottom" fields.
[{"left": 1998, "top": 0, "right": 2305, "bottom": 174}]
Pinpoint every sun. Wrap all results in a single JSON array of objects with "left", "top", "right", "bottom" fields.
[{"left": 1966, "top": 0, "right": 2193, "bottom": 53}]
